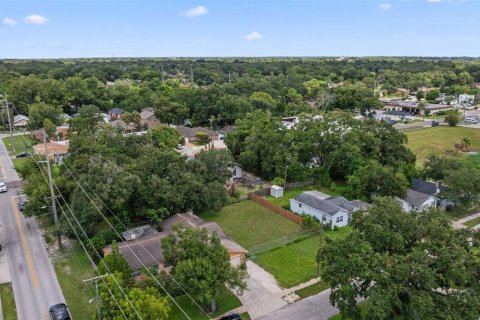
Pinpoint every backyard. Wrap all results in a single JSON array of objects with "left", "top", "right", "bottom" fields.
[
  {"left": 405, "top": 126, "right": 480, "bottom": 166},
  {"left": 266, "top": 185, "right": 342, "bottom": 209},
  {"left": 199, "top": 200, "right": 301, "bottom": 249},
  {"left": 255, "top": 227, "right": 352, "bottom": 288}
]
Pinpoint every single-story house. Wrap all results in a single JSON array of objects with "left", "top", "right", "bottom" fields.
[
  {"left": 108, "top": 108, "right": 124, "bottom": 120},
  {"left": 281, "top": 116, "right": 300, "bottom": 130},
  {"left": 176, "top": 125, "right": 219, "bottom": 142},
  {"left": 383, "top": 110, "right": 414, "bottom": 121},
  {"left": 31, "top": 126, "right": 69, "bottom": 142},
  {"left": 396, "top": 178, "right": 450, "bottom": 212},
  {"left": 140, "top": 110, "right": 160, "bottom": 129},
  {"left": 32, "top": 141, "right": 69, "bottom": 162},
  {"left": 103, "top": 213, "right": 247, "bottom": 276},
  {"left": 458, "top": 94, "right": 475, "bottom": 104},
  {"left": 108, "top": 120, "right": 136, "bottom": 132},
  {"left": 397, "top": 189, "right": 436, "bottom": 212},
  {"left": 290, "top": 191, "right": 369, "bottom": 229},
  {"left": 13, "top": 115, "right": 29, "bottom": 129}
]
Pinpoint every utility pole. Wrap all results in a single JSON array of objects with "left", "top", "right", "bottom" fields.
[
  {"left": 283, "top": 164, "right": 288, "bottom": 189},
  {"left": 43, "top": 131, "right": 62, "bottom": 250},
  {"left": 83, "top": 274, "right": 109, "bottom": 320},
  {"left": 161, "top": 64, "right": 164, "bottom": 83},
  {"left": 2, "top": 94, "right": 15, "bottom": 153}
]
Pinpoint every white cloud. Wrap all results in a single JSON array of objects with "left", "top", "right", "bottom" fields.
[
  {"left": 379, "top": 3, "right": 392, "bottom": 10},
  {"left": 182, "top": 6, "right": 208, "bottom": 17},
  {"left": 23, "top": 14, "right": 49, "bottom": 25},
  {"left": 2, "top": 17, "right": 16, "bottom": 26},
  {"left": 244, "top": 31, "right": 263, "bottom": 41}
]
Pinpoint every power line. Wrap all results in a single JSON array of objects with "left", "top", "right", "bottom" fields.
[
  {"left": 9, "top": 110, "right": 135, "bottom": 320},
  {"left": 62, "top": 161, "right": 211, "bottom": 320},
  {"left": 12, "top": 110, "right": 198, "bottom": 320}
]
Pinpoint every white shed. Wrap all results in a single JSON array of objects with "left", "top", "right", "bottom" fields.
[{"left": 270, "top": 185, "right": 284, "bottom": 198}]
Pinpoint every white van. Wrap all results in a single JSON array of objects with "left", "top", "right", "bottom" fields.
[{"left": 464, "top": 117, "right": 478, "bottom": 124}]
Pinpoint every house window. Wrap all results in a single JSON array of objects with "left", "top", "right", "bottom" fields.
[
  {"left": 322, "top": 216, "right": 327, "bottom": 222},
  {"left": 299, "top": 203, "right": 302, "bottom": 208},
  {"left": 336, "top": 216, "right": 344, "bottom": 223}
]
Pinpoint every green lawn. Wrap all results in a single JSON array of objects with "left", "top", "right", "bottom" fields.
[
  {"left": 266, "top": 185, "right": 317, "bottom": 208},
  {"left": 255, "top": 227, "right": 352, "bottom": 288},
  {"left": 239, "top": 312, "right": 251, "bottom": 320},
  {"left": 169, "top": 286, "right": 242, "bottom": 320},
  {"left": 464, "top": 217, "right": 480, "bottom": 228},
  {"left": 405, "top": 126, "right": 480, "bottom": 166},
  {"left": 464, "top": 153, "right": 480, "bottom": 169},
  {"left": 2, "top": 135, "right": 34, "bottom": 155},
  {"left": 53, "top": 244, "right": 97, "bottom": 320},
  {"left": 199, "top": 201, "right": 300, "bottom": 249},
  {"left": 0, "top": 283, "right": 17, "bottom": 320},
  {"left": 295, "top": 281, "right": 329, "bottom": 299},
  {"left": 328, "top": 302, "right": 367, "bottom": 320}
]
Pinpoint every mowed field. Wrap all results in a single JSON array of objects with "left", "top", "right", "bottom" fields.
[{"left": 405, "top": 126, "right": 480, "bottom": 166}]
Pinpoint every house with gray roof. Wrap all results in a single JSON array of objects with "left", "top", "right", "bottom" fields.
[
  {"left": 397, "top": 189, "right": 435, "bottom": 212},
  {"left": 290, "top": 191, "right": 368, "bottom": 228}
]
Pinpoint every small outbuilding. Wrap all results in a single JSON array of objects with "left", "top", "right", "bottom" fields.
[{"left": 270, "top": 185, "right": 284, "bottom": 198}]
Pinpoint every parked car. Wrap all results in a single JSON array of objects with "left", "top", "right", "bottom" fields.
[
  {"left": 49, "top": 303, "right": 71, "bottom": 320},
  {"left": 431, "top": 120, "right": 440, "bottom": 127},
  {"left": 175, "top": 144, "right": 184, "bottom": 150},
  {"left": 0, "top": 182, "right": 7, "bottom": 193},
  {"left": 219, "top": 314, "right": 241, "bottom": 320},
  {"left": 18, "top": 201, "right": 27, "bottom": 211},
  {"left": 464, "top": 117, "right": 478, "bottom": 124},
  {"left": 15, "top": 152, "right": 30, "bottom": 158}
]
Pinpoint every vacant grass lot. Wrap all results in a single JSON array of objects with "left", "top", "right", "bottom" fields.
[
  {"left": 255, "top": 227, "right": 352, "bottom": 288},
  {"left": 54, "top": 244, "right": 97, "bottom": 320},
  {"left": 2, "top": 135, "right": 34, "bottom": 155},
  {"left": 0, "top": 283, "right": 17, "bottom": 320},
  {"left": 405, "top": 126, "right": 480, "bottom": 166},
  {"left": 169, "top": 286, "right": 242, "bottom": 320},
  {"left": 464, "top": 217, "right": 480, "bottom": 228},
  {"left": 199, "top": 200, "right": 300, "bottom": 249}
]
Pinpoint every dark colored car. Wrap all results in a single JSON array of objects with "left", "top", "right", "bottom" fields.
[
  {"left": 18, "top": 201, "right": 27, "bottom": 211},
  {"left": 49, "top": 303, "right": 71, "bottom": 320},
  {"left": 431, "top": 120, "right": 440, "bottom": 127},
  {"left": 219, "top": 313, "right": 241, "bottom": 320},
  {"left": 15, "top": 152, "right": 30, "bottom": 158}
]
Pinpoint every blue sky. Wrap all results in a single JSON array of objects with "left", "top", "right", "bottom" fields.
[{"left": 0, "top": 0, "right": 479, "bottom": 58}]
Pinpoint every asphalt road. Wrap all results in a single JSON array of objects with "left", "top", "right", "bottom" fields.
[
  {"left": 257, "top": 288, "right": 339, "bottom": 320},
  {"left": 0, "top": 138, "right": 65, "bottom": 319}
]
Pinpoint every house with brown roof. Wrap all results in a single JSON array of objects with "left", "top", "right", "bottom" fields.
[
  {"left": 140, "top": 110, "right": 161, "bottom": 129},
  {"left": 176, "top": 125, "right": 219, "bottom": 143},
  {"left": 103, "top": 213, "right": 247, "bottom": 277}
]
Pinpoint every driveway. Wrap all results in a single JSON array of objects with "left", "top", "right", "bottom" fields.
[
  {"left": 453, "top": 213, "right": 480, "bottom": 230},
  {"left": 237, "top": 261, "right": 287, "bottom": 319}
]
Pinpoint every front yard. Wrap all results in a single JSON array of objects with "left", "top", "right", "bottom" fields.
[
  {"left": 2, "top": 135, "right": 34, "bottom": 156},
  {"left": 169, "top": 286, "right": 242, "bottom": 320},
  {"left": 0, "top": 283, "right": 17, "bottom": 320},
  {"left": 255, "top": 227, "right": 352, "bottom": 288},
  {"left": 53, "top": 244, "right": 97, "bottom": 320},
  {"left": 199, "top": 200, "right": 300, "bottom": 249}
]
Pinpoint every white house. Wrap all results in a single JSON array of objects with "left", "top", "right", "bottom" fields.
[
  {"left": 290, "top": 191, "right": 367, "bottom": 229},
  {"left": 458, "top": 94, "right": 475, "bottom": 105},
  {"left": 396, "top": 189, "right": 436, "bottom": 212},
  {"left": 13, "top": 115, "right": 29, "bottom": 129}
]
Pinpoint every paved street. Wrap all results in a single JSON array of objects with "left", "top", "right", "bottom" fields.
[
  {"left": 0, "top": 138, "right": 65, "bottom": 319},
  {"left": 257, "top": 288, "right": 339, "bottom": 320}
]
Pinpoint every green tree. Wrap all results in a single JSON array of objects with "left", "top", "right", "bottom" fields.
[
  {"left": 444, "top": 165, "right": 480, "bottom": 209},
  {"left": 149, "top": 125, "right": 181, "bottom": 148},
  {"left": 28, "top": 102, "right": 63, "bottom": 129},
  {"left": 122, "top": 111, "right": 141, "bottom": 129},
  {"left": 444, "top": 110, "right": 460, "bottom": 127},
  {"left": 99, "top": 273, "right": 171, "bottom": 320},
  {"left": 318, "top": 198, "right": 480, "bottom": 320},
  {"left": 195, "top": 131, "right": 211, "bottom": 145},
  {"left": 97, "top": 241, "right": 135, "bottom": 287},
  {"left": 161, "top": 227, "right": 247, "bottom": 312}
]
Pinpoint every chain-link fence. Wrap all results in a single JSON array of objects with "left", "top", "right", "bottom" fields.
[{"left": 248, "top": 230, "right": 319, "bottom": 257}]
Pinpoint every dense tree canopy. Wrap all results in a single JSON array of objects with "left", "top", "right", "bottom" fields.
[{"left": 319, "top": 197, "right": 480, "bottom": 320}]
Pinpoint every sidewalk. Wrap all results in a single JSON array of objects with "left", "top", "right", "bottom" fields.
[{"left": 452, "top": 212, "right": 480, "bottom": 229}]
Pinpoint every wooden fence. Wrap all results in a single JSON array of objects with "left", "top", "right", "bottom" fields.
[{"left": 249, "top": 193, "right": 302, "bottom": 225}]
